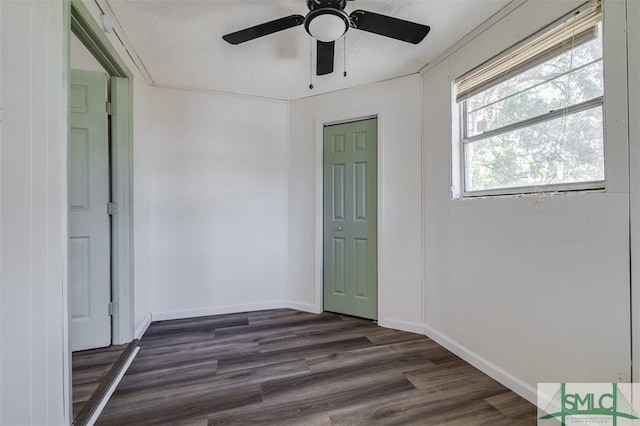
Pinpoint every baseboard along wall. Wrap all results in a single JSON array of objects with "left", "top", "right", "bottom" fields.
[{"left": 422, "top": 323, "right": 538, "bottom": 404}]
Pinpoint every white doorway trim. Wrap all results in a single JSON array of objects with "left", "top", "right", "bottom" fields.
[{"left": 313, "top": 108, "right": 383, "bottom": 317}]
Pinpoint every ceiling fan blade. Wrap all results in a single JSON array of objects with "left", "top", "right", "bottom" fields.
[
  {"left": 317, "top": 40, "right": 335, "bottom": 76},
  {"left": 222, "top": 15, "right": 305, "bottom": 45},
  {"left": 349, "top": 10, "right": 430, "bottom": 44}
]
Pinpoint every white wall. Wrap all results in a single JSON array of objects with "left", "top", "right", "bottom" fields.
[
  {"left": 132, "top": 70, "right": 153, "bottom": 336},
  {"left": 148, "top": 87, "right": 289, "bottom": 319},
  {"left": 70, "top": 32, "right": 106, "bottom": 73},
  {"left": 287, "top": 74, "right": 424, "bottom": 330},
  {"left": 0, "top": 0, "right": 69, "bottom": 424},
  {"left": 422, "top": 0, "right": 631, "bottom": 401}
]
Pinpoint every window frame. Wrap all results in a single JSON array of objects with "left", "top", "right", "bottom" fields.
[{"left": 456, "top": 2, "right": 606, "bottom": 198}]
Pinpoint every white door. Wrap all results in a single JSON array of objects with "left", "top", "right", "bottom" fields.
[{"left": 69, "top": 69, "right": 111, "bottom": 351}]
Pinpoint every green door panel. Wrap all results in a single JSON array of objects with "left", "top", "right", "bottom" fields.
[{"left": 323, "top": 118, "right": 378, "bottom": 320}]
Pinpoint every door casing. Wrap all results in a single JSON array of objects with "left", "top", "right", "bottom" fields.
[{"left": 313, "top": 110, "right": 382, "bottom": 317}]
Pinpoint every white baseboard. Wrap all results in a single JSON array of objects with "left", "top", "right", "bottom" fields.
[
  {"left": 134, "top": 313, "right": 152, "bottom": 339},
  {"left": 285, "top": 301, "right": 322, "bottom": 314},
  {"left": 378, "top": 318, "right": 426, "bottom": 335},
  {"left": 86, "top": 346, "right": 140, "bottom": 426},
  {"left": 423, "top": 323, "right": 537, "bottom": 404},
  {"left": 151, "top": 301, "right": 288, "bottom": 322}
]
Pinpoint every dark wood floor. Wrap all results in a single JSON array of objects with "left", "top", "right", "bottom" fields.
[
  {"left": 96, "top": 309, "right": 536, "bottom": 425},
  {"left": 72, "top": 343, "right": 127, "bottom": 420}
]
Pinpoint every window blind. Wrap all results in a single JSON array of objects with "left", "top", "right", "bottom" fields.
[{"left": 455, "top": 1, "right": 602, "bottom": 102}]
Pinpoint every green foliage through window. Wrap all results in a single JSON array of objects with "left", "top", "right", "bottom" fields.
[{"left": 459, "top": 22, "right": 604, "bottom": 194}]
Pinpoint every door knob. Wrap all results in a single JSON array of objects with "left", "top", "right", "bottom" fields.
[{"left": 337, "top": 227, "right": 343, "bottom": 231}]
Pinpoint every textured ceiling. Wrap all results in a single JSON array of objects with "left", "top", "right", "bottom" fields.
[{"left": 106, "top": 0, "right": 513, "bottom": 100}]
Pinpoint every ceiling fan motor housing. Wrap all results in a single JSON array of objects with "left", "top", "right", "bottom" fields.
[
  {"left": 304, "top": 5, "right": 350, "bottom": 42},
  {"left": 306, "top": 0, "right": 347, "bottom": 11}
]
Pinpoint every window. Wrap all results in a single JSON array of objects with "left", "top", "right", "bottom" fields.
[{"left": 455, "top": 2, "right": 604, "bottom": 196}]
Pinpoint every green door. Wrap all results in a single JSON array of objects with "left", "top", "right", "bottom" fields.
[{"left": 323, "top": 118, "right": 378, "bottom": 320}]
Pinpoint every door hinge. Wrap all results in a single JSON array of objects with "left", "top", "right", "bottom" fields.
[
  {"left": 108, "top": 301, "right": 119, "bottom": 315},
  {"left": 107, "top": 201, "right": 118, "bottom": 216},
  {"left": 106, "top": 101, "right": 114, "bottom": 116}
]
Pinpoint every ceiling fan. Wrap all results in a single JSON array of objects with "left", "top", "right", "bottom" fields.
[{"left": 222, "top": 0, "right": 431, "bottom": 76}]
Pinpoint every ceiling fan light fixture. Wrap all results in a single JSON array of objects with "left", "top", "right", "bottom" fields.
[{"left": 305, "top": 9, "right": 349, "bottom": 42}]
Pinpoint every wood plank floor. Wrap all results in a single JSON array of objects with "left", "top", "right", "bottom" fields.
[
  {"left": 97, "top": 309, "right": 537, "bottom": 425},
  {"left": 72, "top": 343, "right": 128, "bottom": 420}
]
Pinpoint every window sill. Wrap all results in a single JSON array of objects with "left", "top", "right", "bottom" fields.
[{"left": 455, "top": 180, "right": 606, "bottom": 200}]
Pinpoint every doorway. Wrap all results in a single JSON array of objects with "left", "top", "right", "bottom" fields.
[
  {"left": 67, "top": 0, "right": 136, "bottom": 422},
  {"left": 69, "top": 0, "right": 134, "bottom": 348},
  {"left": 323, "top": 117, "right": 378, "bottom": 320}
]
